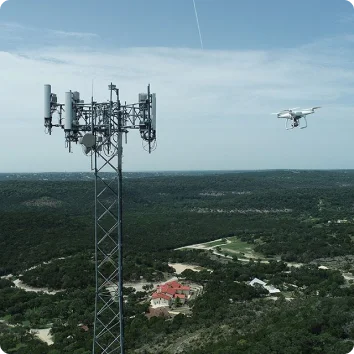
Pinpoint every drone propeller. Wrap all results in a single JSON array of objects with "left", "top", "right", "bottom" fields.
[
  {"left": 278, "top": 107, "right": 299, "bottom": 113},
  {"left": 302, "top": 106, "right": 321, "bottom": 111}
]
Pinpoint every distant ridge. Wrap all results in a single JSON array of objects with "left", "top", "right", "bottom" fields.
[{"left": 1, "top": 169, "right": 354, "bottom": 181}]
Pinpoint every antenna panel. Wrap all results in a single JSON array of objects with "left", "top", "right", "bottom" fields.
[
  {"left": 44, "top": 85, "right": 51, "bottom": 119},
  {"left": 139, "top": 93, "right": 148, "bottom": 103},
  {"left": 65, "top": 92, "right": 73, "bottom": 131},
  {"left": 151, "top": 93, "right": 156, "bottom": 131},
  {"left": 73, "top": 91, "right": 80, "bottom": 102}
]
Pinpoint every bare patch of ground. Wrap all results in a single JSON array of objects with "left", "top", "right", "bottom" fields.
[
  {"left": 123, "top": 276, "right": 179, "bottom": 293},
  {"left": 30, "top": 328, "right": 54, "bottom": 345},
  {"left": 13, "top": 279, "right": 62, "bottom": 295},
  {"left": 169, "top": 263, "right": 205, "bottom": 274}
]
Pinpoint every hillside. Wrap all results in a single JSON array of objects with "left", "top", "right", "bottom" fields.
[{"left": 0, "top": 170, "right": 354, "bottom": 353}]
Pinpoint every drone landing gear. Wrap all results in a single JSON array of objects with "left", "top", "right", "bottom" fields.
[
  {"left": 285, "top": 118, "right": 296, "bottom": 130},
  {"left": 285, "top": 117, "right": 307, "bottom": 130},
  {"left": 300, "top": 116, "right": 307, "bottom": 129}
]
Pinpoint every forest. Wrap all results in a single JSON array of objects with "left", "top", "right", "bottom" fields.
[{"left": 1, "top": 170, "right": 354, "bottom": 353}]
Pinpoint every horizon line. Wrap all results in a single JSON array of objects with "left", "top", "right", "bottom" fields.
[{"left": 1, "top": 168, "right": 354, "bottom": 174}]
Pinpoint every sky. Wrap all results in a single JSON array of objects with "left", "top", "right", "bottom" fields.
[{"left": 0, "top": 0, "right": 354, "bottom": 172}]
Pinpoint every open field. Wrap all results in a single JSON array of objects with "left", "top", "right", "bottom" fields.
[{"left": 177, "top": 236, "right": 268, "bottom": 262}]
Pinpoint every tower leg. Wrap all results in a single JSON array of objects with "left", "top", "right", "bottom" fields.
[
  {"left": 117, "top": 113, "right": 125, "bottom": 353},
  {"left": 93, "top": 134, "right": 124, "bottom": 353}
]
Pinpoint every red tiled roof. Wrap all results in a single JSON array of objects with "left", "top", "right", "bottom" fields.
[
  {"left": 156, "top": 281, "right": 190, "bottom": 296},
  {"left": 166, "top": 281, "right": 182, "bottom": 288},
  {"left": 159, "top": 285, "right": 169, "bottom": 293},
  {"left": 174, "top": 294, "right": 185, "bottom": 299},
  {"left": 180, "top": 286, "right": 190, "bottom": 291},
  {"left": 166, "top": 288, "right": 177, "bottom": 295},
  {"left": 152, "top": 293, "right": 172, "bottom": 301}
]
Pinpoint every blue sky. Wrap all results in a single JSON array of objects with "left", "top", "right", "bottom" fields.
[
  {"left": 0, "top": 0, "right": 354, "bottom": 171},
  {"left": 0, "top": 0, "right": 354, "bottom": 50},
  {"left": 1, "top": 0, "right": 353, "bottom": 50}
]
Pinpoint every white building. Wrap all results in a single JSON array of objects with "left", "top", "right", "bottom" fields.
[
  {"left": 249, "top": 278, "right": 280, "bottom": 294},
  {"left": 151, "top": 293, "right": 172, "bottom": 308},
  {"left": 249, "top": 278, "right": 267, "bottom": 287},
  {"left": 264, "top": 285, "right": 281, "bottom": 294}
]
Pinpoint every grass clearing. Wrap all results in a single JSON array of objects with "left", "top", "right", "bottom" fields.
[
  {"left": 220, "top": 237, "right": 251, "bottom": 252},
  {"left": 219, "top": 237, "right": 265, "bottom": 259},
  {"left": 179, "top": 236, "right": 268, "bottom": 261}
]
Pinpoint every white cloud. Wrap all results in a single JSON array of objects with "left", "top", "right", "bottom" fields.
[
  {"left": 0, "top": 22, "right": 100, "bottom": 46},
  {"left": 0, "top": 28, "right": 353, "bottom": 172},
  {"left": 49, "top": 30, "right": 99, "bottom": 39}
]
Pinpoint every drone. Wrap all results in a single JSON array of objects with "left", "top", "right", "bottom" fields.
[{"left": 272, "top": 107, "right": 321, "bottom": 130}]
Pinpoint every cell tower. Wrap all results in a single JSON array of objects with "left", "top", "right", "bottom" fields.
[{"left": 44, "top": 83, "right": 157, "bottom": 354}]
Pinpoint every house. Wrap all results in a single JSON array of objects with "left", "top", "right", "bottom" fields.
[
  {"left": 151, "top": 280, "right": 191, "bottom": 307},
  {"left": 166, "top": 280, "right": 181, "bottom": 288},
  {"left": 249, "top": 278, "right": 267, "bottom": 287},
  {"left": 166, "top": 281, "right": 191, "bottom": 295},
  {"left": 151, "top": 293, "right": 172, "bottom": 308},
  {"left": 176, "top": 286, "right": 191, "bottom": 295},
  {"left": 264, "top": 284, "right": 281, "bottom": 294},
  {"left": 156, "top": 281, "right": 191, "bottom": 297},
  {"left": 174, "top": 293, "right": 186, "bottom": 304},
  {"left": 249, "top": 278, "right": 280, "bottom": 294}
]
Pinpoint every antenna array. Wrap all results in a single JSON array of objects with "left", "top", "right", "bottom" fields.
[
  {"left": 44, "top": 83, "right": 156, "bottom": 154},
  {"left": 44, "top": 83, "right": 157, "bottom": 354}
]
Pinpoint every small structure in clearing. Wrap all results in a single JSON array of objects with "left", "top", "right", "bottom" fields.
[{"left": 249, "top": 278, "right": 281, "bottom": 294}]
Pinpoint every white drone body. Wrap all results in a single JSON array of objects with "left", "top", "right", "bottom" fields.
[{"left": 272, "top": 107, "right": 321, "bottom": 130}]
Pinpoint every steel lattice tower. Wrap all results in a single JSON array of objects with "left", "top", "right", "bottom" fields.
[{"left": 44, "top": 83, "right": 156, "bottom": 354}]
